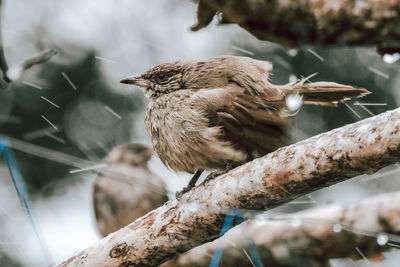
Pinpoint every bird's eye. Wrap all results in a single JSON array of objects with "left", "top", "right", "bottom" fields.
[{"left": 158, "top": 73, "right": 166, "bottom": 81}]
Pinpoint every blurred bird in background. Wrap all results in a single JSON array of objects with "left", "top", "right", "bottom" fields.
[
  {"left": 93, "top": 143, "right": 168, "bottom": 236},
  {"left": 121, "top": 56, "right": 370, "bottom": 197}
]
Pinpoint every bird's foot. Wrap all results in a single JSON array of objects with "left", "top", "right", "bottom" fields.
[
  {"left": 203, "top": 162, "right": 237, "bottom": 184},
  {"left": 175, "top": 164, "right": 237, "bottom": 199},
  {"left": 176, "top": 171, "right": 224, "bottom": 199},
  {"left": 203, "top": 169, "right": 227, "bottom": 184},
  {"left": 175, "top": 169, "right": 204, "bottom": 200},
  {"left": 175, "top": 185, "right": 192, "bottom": 199}
]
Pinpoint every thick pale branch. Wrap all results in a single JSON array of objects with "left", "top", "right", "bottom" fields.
[
  {"left": 162, "top": 191, "right": 400, "bottom": 267},
  {"left": 192, "top": 0, "right": 400, "bottom": 54},
  {"left": 59, "top": 108, "right": 400, "bottom": 267}
]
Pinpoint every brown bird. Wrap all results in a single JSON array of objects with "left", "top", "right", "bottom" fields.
[
  {"left": 93, "top": 143, "right": 169, "bottom": 236},
  {"left": 121, "top": 56, "right": 370, "bottom": 197}
]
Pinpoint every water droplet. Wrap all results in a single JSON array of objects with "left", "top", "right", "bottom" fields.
[
  {"left": 377, "top": 233, "right": 389, "bottom": 246},
  {"left": 383, "top": 53, "right": 400, "bottom": 64},
  {"left": 289, "top": 74, "right": 297, "bottom": 83},
  {"left": 332, "top": 223, "right": 342, "bottom": 233},
  {"left": 6, "top": 65, "right": 23, "bottom": 81},
  {"left": 287, "top": 49, "right": 298, "bottom": 57},
  {"left": 286, "top": 94, "right": 302, "bottom": 111},
  {"left": 291, "top": 218, "right": 302, "bottom": 228}
]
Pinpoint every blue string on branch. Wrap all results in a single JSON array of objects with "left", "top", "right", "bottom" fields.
[
  {"left": 0, "top": 136, "right": 54, "bottom": 266},
  {"left": 209, "top": 208, "right": 263, "bottom": 267}
]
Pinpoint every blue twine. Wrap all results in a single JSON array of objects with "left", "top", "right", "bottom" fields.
[
  {"left": 0, "top": 137, "right": 7, "bottom": 153},
  {"left": 209, "top": 208, "right": 263, "bottom": 267},
  {"left": 242, "top": 222, "right": 264, "bottom": 267},
  {"left": 1, "top": 135, "right": 263, "bottom": 267},
  {"left": 0, "top": 137, "right": 54, "bottom": 266},
  {"left": 209, "top": 209, "right": 238, "bottom": 267}
]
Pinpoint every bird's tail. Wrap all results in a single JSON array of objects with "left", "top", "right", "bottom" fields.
[{"left": 280, "top": 79, "right": 371, "bottom": 106}]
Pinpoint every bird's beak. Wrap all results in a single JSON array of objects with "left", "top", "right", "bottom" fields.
[{"left": 120, "top": 76, "right": 150, "bottom": 88}]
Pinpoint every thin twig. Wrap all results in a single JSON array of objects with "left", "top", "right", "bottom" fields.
[
  {"left": 6, "top": 49, "right": 57, "bottom": 81},
  {"left": 0, "top": 0, "right": 8, "bottom": 83}
]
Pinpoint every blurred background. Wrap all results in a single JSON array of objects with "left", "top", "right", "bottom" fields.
[{"left": 0, "top": 0, "right": 399, "bottom": 266}]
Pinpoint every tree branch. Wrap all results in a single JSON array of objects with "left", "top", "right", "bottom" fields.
[
  {"left": 0, "top": 0, "right": 9, "bottom": 83},
  {"left": 162, "top": 191, "right": 400, "bottom": 267},
  {"left": 5, "top": 48, "right": 57, "bottom": 82},
  {"left": 59, "top": 108, "right": 400, "bottom": 267},
  {"left": 191, "top": 0, "right": 400, "bottom": 54},
  {"left": 0, "top": 0, "right": 56, "bottom": 86}
]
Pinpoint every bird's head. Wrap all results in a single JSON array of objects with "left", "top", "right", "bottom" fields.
[
  {"left": 120, "top": 61, "right": 187, "bottom": 99},
  {"left": 120, "top": 56, "right": 272, "bottom": 98},
  {"left": 108, "top": 143, "right": 153, "bottom": 167}
]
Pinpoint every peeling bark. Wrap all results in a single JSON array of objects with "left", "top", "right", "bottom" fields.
[
  {"left": 162, "top": 191, "right": 400, "bottom": 267},
  {"left": 59, "top": 108, "right": 400, "bottom": 267},
  {"left": 191, "top": 0, "right": 400, "bottom": 54}
]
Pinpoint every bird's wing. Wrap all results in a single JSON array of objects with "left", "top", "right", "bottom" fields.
[{"left": 193, "top": 83, "right": 290, "bottom": 157}]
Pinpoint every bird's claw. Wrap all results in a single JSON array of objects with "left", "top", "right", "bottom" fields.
[
  {"left": 175, "top": 166, "right": 234, "bottom": 199},
  {"left": 175, "top": 186, "right": 191, "bottom": 199},
  {"left": 203, "top": 172, "right": 218, "bottom": 183}
]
